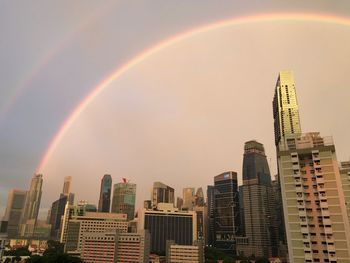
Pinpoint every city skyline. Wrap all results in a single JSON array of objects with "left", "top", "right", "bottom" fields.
[{"left": 1, "top": 1, "right": 350, "bottom": 220}]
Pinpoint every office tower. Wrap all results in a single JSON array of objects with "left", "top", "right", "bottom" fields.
[
  {"left": 0, "top": 221, "right": 8, "bottom": 262},
  {"left": 194, "top": 187, "right": 205, "bottom": 207},
  {"left": 115, "top": 230, "right": 150, "bottom": 263},
  {"left": 60, "top": 201, "right": 97, "bottom": 243},
  {"left": 49, "top": 177, "right": 75, "bottom": 240},
  {"left": 20, "top": 174, "right": 43, "bottom": 237},
  {"left": 3, "top": 189, "right": 27, "bottom": 237},
  {"left": 152, "top": 182, "right": 175, "bottom": 208},
  {"left": 273, "top": 70, "right": 302, "bottom": 148},
  {"left": 166, "top": 240, "right": 204, "bottom": 263},
  {"left": 176, "top": 197, "right": 183, "bottom": 210},
  {"left": 62, "top": 176, "right": 72, "bottom": 195},
  {"left": 111, "top": 179, "right": 136, "bottom": 220},
  {"left": 22, "top": 174, "right": 43, "bottom": 223},
  {"left": 182, "top": 187, "right": 195, "bottom": 210},
  {"left": 98, "top": 174, "right": 112, "bottom": 213},
  {"left": 214, "top": 171, "right": 240, "bottom": 254},
  {"left": 206, "top": 185, "right": 215, "bottom": 246},
  {"left": 64, "top": 212, "right": 128, "bottom": 253},
  {"left": 138, "top": 207, "right": 197, "bottom": 254},
  {"left": 144, "top": 200, "right": 152, "bottom": 209},
  {"left": 239, "top": 140, "right": 277, "bottom": 257},
  {"left": 340, "top": 161, "right": 350, "bottom": 224},
  {"left": 49, "top": 194, "right": 69, "bottom": 240},
  {"left": 193, "top": 206, "right": 205, "bottom": 241}
]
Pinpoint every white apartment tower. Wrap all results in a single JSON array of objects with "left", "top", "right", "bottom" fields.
[{"left": 273, "top": 71, "right": 350, "bottom": 262}]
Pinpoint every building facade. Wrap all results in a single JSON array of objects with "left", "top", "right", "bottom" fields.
[
  {"left": 115, "top": 230, "right": 150, "bottom": 263},
  {"left": 111, "top": 180, "right": 136, "bottom": 220},
  {"left": 152, "top": 182, "right": 175, "bottom": 209},
  {"left": 3, "top": 189, "right": 27, "bottom": 238},
  {"left": 138, "top": 208, "right": 197, "bottom": 254},
  {"left": 340, "top": 161, "right": 350, "bottom": 224},
  {"left": 65, "top": 212, "right": 128, "bottom": 253},
  {"left": 238, "top": 140, "right": 277, "bottom": 257},
  {"left": 98, "top": 174, "right": 112, "bottom": 213},
  {"left": 213, "top": 171, "right": 240, "bottom": 254},
  {"left": 166, "top": 240, "right": 204, "bottom": 263}
]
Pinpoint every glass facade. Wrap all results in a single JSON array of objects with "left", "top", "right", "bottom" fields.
[
  {"left": 214, "top": 172, "right": 240, "bottom": 254},
  {"left": 98, "top": 174, "right": 112, "bottom": 213},
  {"left": 111, "top": 182, "right": 136, "bottom": 220},
  {"left": 144, "top": 212, "right": 193, "bottom": 254}
]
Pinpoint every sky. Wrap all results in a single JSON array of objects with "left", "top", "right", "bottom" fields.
[{"left": 1, "top": 1, "right": 350, "bottom": 218}]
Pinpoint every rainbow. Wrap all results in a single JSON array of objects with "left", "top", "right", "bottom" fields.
[{"left": 37, "top": 12, "right": 350, "bottom": 172}]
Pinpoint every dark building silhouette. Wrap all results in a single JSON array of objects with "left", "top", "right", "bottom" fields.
[
  {"left": 238, "top": 140, "right": 278, "bottom": 257},
  {"left": 206, "top": 185, "right": 215, "bottom": 246},
  {"left": 98, "top": 174, "right": 112, "bottom": 213},
  {"left": 213, "top": 171, "right": 240, "bottom": 254}
]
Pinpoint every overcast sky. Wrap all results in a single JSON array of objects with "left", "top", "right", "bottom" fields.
[{"left": 1, "top": 1, "right": 350, "bottom": 217}]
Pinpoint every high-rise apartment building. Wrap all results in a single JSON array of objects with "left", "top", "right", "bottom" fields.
[
  {"left": 273, "top": 71, "right": 350, "bottom": 262},
  {"left": 111, "top": 179, "right": 136, "bottom": 220},
  {"left": 340, "top": 161, "right": 350, "bottom": 224},
  {"left": 213, "top": 172, "right": 240, "bottom": 254},
  {"left": 152, "top": 182, "right": 175, "bottom": 208},
  {"left": 238, "top": 141, "right": 277, "bottom": 257},
  {"left": 138, "top": 207, "right": 197, "bottom": 254},
  {"left": 273, "top": 71, "right": 302, "bottom": 148},
  {"left": 98, "top": 174, "right": 112, "bottom": 213},
  {"left": 277, "top": 133, "right": 350, "bottom": 262},
  {"left": 3, "top": 189, "right": 27, "bottom": 238}
]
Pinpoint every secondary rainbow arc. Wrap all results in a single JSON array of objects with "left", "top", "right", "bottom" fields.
[{"left": 37, "top": 12, "right": 350, "bottom": 173}]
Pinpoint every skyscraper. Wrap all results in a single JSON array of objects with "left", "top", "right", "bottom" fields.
[
  {"left": 340, "top": 161, "right": 350, "bottom": 224},
  {"left": 206, "top": 185, "right": 215, "bottom": 246},
  {"left": 182, "top": 187, "right": 195, "bottom": 210},
  {"left": 213, "top": 171, "right": 240, "bottom": 254},
  {"left": 20, "top": 174, "right": 43, "bottom": 237},
  {"left": 24, "top": 174, "right": 43, "bottom": 220},
  {"left": 62, "top": 176, "right": 72, "bottom": 195},
  {"left": 273, "top": 72, "right": 350, "bottom": 262},
  {"left": 49, "top": 177, "right": 75, "bottom": 240},
  {"left": 273, "top": 70, "right": 302, "bottom": 148},
  {"left": 238, "top": 140, "right": 277, "bottom": 257},
  {"left": 151, "top": 182, "right": 175, "bottom": 208},
  {"left": 98, "top": 174, "right": 112, "bottom": 213},
  {"left": 3, "top": 189, "right": 27, "bottom": 237},
  {"left": 111, "top": 179, "right": 136, "bottom": 220}
]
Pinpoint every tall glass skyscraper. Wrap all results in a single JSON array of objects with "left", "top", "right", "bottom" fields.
[
  {"left": 111, "top": 179, "right": 136, "bottom": 220},
  {"left": 213, "top": 171, "right": 240, "bottom": 254},
  {"left": 98, "top": 174, "right": 112, "bottom": 213},
  {"left": 22, "top": 174, "right": 43, "bottom": 223},
  {"left": 239, "top": 141, "right": 277, "bottom": 257}
]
